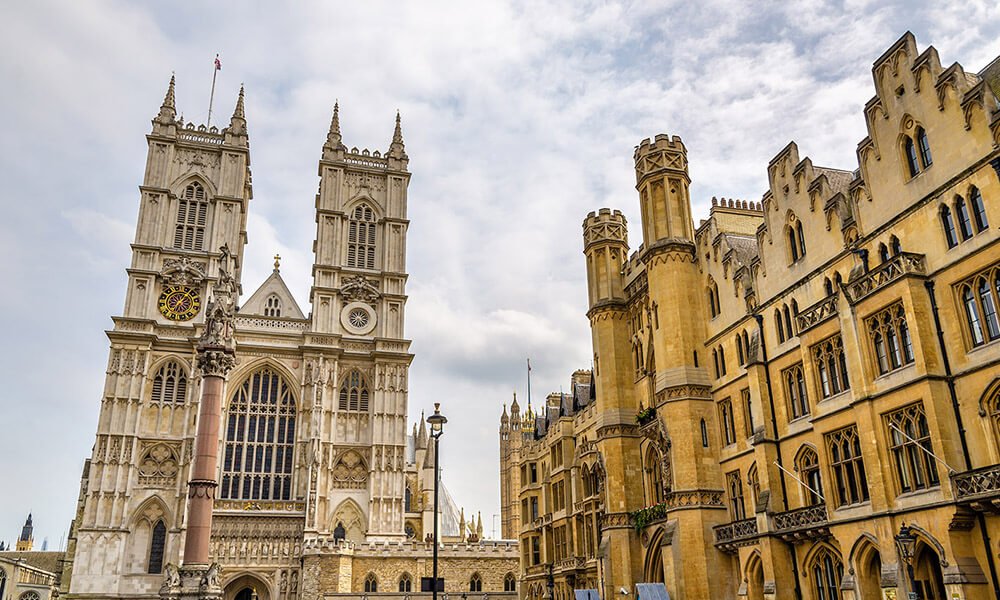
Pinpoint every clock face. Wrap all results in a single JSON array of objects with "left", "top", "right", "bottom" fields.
[{"left": 158, "top": 285, "right": 202, "bottom": 321}]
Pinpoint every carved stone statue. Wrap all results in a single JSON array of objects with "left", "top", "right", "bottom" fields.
[{"left": 160, "top": 563, "right": 180, "bottom": 593}]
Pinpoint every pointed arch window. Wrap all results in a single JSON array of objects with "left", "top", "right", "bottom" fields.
[
  {"left": 796, "top": 446, "right": 823, "bottom": 506},
  {"left": 735, "top": 333, "right": 745, "bottom": 366},
  {"left": 264, "top": 294, "right": 282, "bottom": 317},
  {"left": 812, "top": 335, "right": 850, "bottom": 399},
  {"left": 885, "top": 402, "right": 939, "bottom": 494},
  {"left": 347, "top": 204, "right": 377, "bottom": 269},
  {"left": 173, "top": 182, "right": 208, "bottom": 251},
  {"left": 784, "top": 364, "right": 809, "bottom": 419},
  {"left": 783, "top": 305, "right": 794, "bottom": 339},
  {"left": 904, "top": 137, "right": 920, "bottom": 178},
  {"left": 338, "top": 369, "right": 370, "bottom": 412},
  {"left": 916, "top": 127, "right": 932, "bottom": 168},
  {"left": 796, "top": 221, "right": 806, "bottom": 258},
  {"left": 504, "top": 572, "right": 517, "bottom": 592},
  {"left": 364, "top": 573, "right": 378, "bottom": 593},
  {"left": 867, "top": 302, "right": 914, "bottom": 375},
  {"left": 956, "top": 197, "right": 974, "bottom": 240},
  {"left": 221, "top": 368, "right": 296, "bottom": 501},
  {"left": 399, "top": 573, "right": 413, "bottom": 592},
  {"left": 151, "top": 361, "right": 187, "bottom": 403},
  {"left": 789, "top": 224, "right": 800, "bottom": 262},
  {"left": 826, "top": 426, "right": 869, "bottom": 506},
  {"left": 643, "top": 445, "right": 665, "bottom": 505},
  {"left": 718, "top": 346, "right": 727, "bottom": 376},
  {"left": 775, "top": 309, "right": 785, "bottom": 343},
  {"left": 404, "top": 483, "right": 413, "bottom": 512},
  {"left": 970, "top": 187, "right": 989, "bottom": 232},
  {"left": 719, "top": 398, "right": 736, "bottom": 446},
  {"left": 147, "top": 520, "right": 166, "bottom": 574},
  {"left": 890, "top": 235, "right": 902, "bottom": 256},
  {"left": 726, "top": 470, "right": 745, "bottom": 520},
  {"left": 708, "top": 281, "right": 720, "bottom": 318},
  {"left": 810, "top": 548, "right": 845, "bottom": 600},
  {"left": 747, "top": 463, "right": 760, "bottom": 512},
  {"left": 878, "top": 243, "right": 889, "bottom": 264},
  {"left": 941, "top": 205, "right": 958, "bottom": 248},
  {"left": 470, "top": 572, "right": 483, "bottom": 592}
]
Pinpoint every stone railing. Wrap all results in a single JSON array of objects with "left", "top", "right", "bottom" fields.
[
  {"left": 554, "top": 556, "right": 588, "bottom": 571},
  {"left": 795, "top": 294, "right": 839, "bottom": 334},
  {"left": 952, "top": 464, "right": 1000, "bottom": 505},
  {"left": 600, "top": 512, "right": 631, "bottom": 530},
  {"left": 713, "top": 517, "right": 758, "bottom": 547},
  {"left": 235, "top": 315, "right": 310, "bottom": 332},
  {"left": 845, "top": 252, "right": 926, "bottom": 304},
  {"left": 214, "top": 499, "right": 305, "bottom": 513},
  {"left": 772, "top": 504, "right": 830, "bottom": 541},
  {"left": 178, "top": 125, "right": 225, "bottom": 145}
]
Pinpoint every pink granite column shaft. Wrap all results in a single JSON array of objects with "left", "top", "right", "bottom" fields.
[{"left": 183, "top": 372, "right": 224, "bottom": 565}]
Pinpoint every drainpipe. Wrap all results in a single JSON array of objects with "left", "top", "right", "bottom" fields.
[
  {"left": 753, "top": 313, "right": 803, "bottom": 600},
  {"left": 925, "top": 280, "right": 1000, "bottom": 599}
]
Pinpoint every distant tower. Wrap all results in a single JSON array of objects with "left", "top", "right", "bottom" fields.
[
  {"left": 16, "top": 513, "right": 34, "bottom": 551},
  {"left": 499, "top": 393, "right": 524, "bottom": 539}
]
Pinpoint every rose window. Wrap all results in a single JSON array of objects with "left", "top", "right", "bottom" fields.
[{"left": 349, "top": 308, "right": 370, "bottom": 328}]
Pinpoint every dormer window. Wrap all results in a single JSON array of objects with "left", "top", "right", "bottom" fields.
[{"left": 264, "top": 294, "right": 282, "bottom": 317}]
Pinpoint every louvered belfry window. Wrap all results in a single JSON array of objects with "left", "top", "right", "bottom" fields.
[
  {"left": 151, "top": 361, "right": 187, "bottom": 403},
  {"left": 347, "top": 204, "right": 376, "bottom": 269},
  {"left": 174, "top": 182, "right": 208, "bottom": 250},
  {"left": 338, "top": 369, "right": 370, "bottom": 412},
  {"left": 221, "top": 368, "right": 296, "bottom": 501}
]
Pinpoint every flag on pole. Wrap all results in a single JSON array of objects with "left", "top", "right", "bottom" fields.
[
  {"left": 527, "top": 358, "right": 531, "bottom": 371},
  {"left": 214, "top": 54, "right": 222, "bottom": 71}
]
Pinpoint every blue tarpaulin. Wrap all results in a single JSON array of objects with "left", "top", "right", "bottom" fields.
[
  {"left": 574, "top": 590, "right": 600, "bottom": 600},
  {"left": 635, "top": 583, "right": 670, "bottom": 600}
]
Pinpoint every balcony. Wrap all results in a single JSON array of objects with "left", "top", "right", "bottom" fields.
[
  {"left": 844, "top": 252, "right": 925, "bottom": 304},
  {"left": 952, "top": 465, "right": 1000, "bottom": 511},
  {"left": 554, "top": 556, "right": 588, "bottom": 572},
  {"left": 795, "top": 294, "right": 838, "bottom": 334},
  {"left": 713, "top": 517, "right": 758, "bottom": 552},
  {"left": 771, "top": 504, "right": 830, "bottom": 542}
]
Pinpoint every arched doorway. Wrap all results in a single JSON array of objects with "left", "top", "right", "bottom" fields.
[
  {"left": 911, "top": 542, "right": 945, "bottom": 600},
  {"left": 224, "top": 574, "right": 270, "bottom": 600},
  {"left": 854, "top": 541, "right": 882, "bottom": 600},
  {"left": 643, "top": 528, "right": 666, "bottom": 583},
  {"left": 745, "top": 553, "right": 765, "bottom": 600}
]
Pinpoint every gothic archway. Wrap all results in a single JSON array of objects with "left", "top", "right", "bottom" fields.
[
  {"left": 745, "top": 552, "right": 765, "bottom": 600},
  {"left": 224, "top": 573, "right": 271, "bottom": 600}
]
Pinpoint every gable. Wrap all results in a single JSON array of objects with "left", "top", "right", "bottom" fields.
[{"left": 239, "top": 270, "right": 306, "bottom": 319}]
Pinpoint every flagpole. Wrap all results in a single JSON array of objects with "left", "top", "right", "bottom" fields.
[
  {"left": 207, "top": 53, "right": 219, "bottom": 127},
  {"left": 527, "top": 358, "right": 532, "bottom": 408}
]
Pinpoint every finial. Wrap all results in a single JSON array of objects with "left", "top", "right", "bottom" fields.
[
  {"left": 233, "top": 85, "right": 246, "bottom": 119},
  {"left": 388, "top": 109, "right": 406, "bottom": 159},
  {"left": 393, "top": 110, "right": 403, "bottom": 144},
  {"left": 273, "top": 253, "right": 281, "bottom": 271},
  {"left": 156, "top": 74, "right": 177, "bottom": 122},
  {"left": 325, "top": 100, "right": 344, "bottom": 151}
]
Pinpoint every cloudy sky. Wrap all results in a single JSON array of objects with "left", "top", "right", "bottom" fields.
[{"left": 1, "top": 0, "right": 998, "bottom": 548}]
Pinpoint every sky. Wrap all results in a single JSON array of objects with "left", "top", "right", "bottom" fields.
[{"left": 1, "top": 0, "right": 998, "bottom": 548}]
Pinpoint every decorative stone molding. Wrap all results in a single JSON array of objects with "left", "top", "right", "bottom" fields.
[
  {"left": 341, "top": 275, "right": 381, "bottom": 306},
  {"left": 844, "top": 252, "right": 925, "bottom": 304},
  {"left": 794, "top": 294, "right": 839, "bottom": 334},
  {"left": 771, "top": 504, "right": 830, "bottom": 542},
  {"left": 600, "top": 512, "right": 631, "bottom": 530},
  {"left": 161, "top": 257, "right": 207, "bottom": 286},
  {"left": 597, "top": 423, "right": 640, "bottom": 440},
  {"left": 713, "top": 517, "right": 759, "bottom": 552}
]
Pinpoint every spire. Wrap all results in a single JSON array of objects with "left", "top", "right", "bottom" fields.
[
  {"left": 477, "top": 512, "right": 483, "bottom": 538},
  {"left": 387, "top": 110, "right": 407, "bottom": 161},
  {"left": 155, "top": 74, "right": 177, "bottom": 124},
  {"left": 228, "top": 85, "right": 247, "bottom": 136},
  {"left": 324, "top": 101, "right": 345, "bottom": 153},
  {"left": 459, "top": 507, "right": 467, "bottom": 541},
  {"left": 510, "top": 391, "right": 520, "bottom": 413},
  {"left": 417, "top": 412, "right": 428, "bottom": 448},
  {"left": 20, "top": 513, "right": 33, "bottom": 541}
]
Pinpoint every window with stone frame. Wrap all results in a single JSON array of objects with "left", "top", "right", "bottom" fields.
[
  {"left": 643, "top": 445, "right": 665, "bottom": 506},
  {"left": 916, "top": 127, "right": 932, "bottom": 168},
  {"left": 531, "top": 536, "right": 541, "bottom": 565},
  {"left": 338, "top": 369, "right": 370, "bottom": 412},
  {"left": 747, "top": 463, "right": 760, "bottom": 513},
  {"left": 811, "top": 335, "right": 850, "bottom": 399},
  {"left": 957, "top": 263, "right": 1000, "bottom": 348},
  {"left": 719, "top": 398, "right": 736, "bottom": 446},
  {"left": 796, "top": 446, "right": 824, "bottom": 506},
  {"left": 941, "top": 205, "right": 959, "bottom": 248},
  {"left": 470, "top": 572, "right": 483, "bottom": 592},
  {"left": 783, "top": 363, "right": 809, "bottom": 420},
  {"left": 504, "top": 572, "right": 517, "bottom": 592},
  {"left": 399, "top": 573, "right": 412, "bottom": 592},
  {"left": 220, "top": 368, "right": 296, "bottom": 501},
  {"left": 810, "top": 547, "right": 845, "bottom": 600},
  {"left": 904, "top": 136, "right": 921, "bottom": 178},
  {"left": 825, "top": 426, "right": 869, "bottom": 507},
  {"left": 741, "top": 388, "right": 755, "bottom": 438},
  {"left": 866, "top": 302, "right": 914, "bottom": 375},
  {"left": 970, "top": 186, "right": 989, "bottom": 232},
  {"left": 264, "top": 294, "right": 282, "bottom": 317},
  {"left": 726, "top": 470, "right": 746, "bottom": 521},
  {"left": 173, "top": 182, "right": 208, "bottom": 250},
  {"left": 364, "top": 573, "right": 378, "bottom": 593},
  {"left": 151, "top": 361, "right": 187, "bottom": 404},
  {"left": 347, "top": 203, "right": 377, "bottom": 269},
  {"left": 884, "top": 402, "right": 939, "bottom": 494},
  {"left": 147, "top": 520, "right": 166, "bottom": 574},
  {"left": 956, "top": 196, "right": 975, "bottom": 241}
]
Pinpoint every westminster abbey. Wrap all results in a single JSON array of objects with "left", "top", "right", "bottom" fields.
[{"left": 501, "top": 32, "right": 1000, "bottom": 600}]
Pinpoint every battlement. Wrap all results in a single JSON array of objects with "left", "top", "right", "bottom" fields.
[
  {"left": 583, "top": 208, "right": 628, "bottom": 249},
  {"left": 302, "top": 538, "right": 519, "bottom": 556},
  {"left": 343, "top": 147, "right": 390, "bottom": 170},
  {"left": 634, "top": 133, "right": 686, "bottom": 160},
  {"left": 710, "top": 196, "right": 763, "bottom": 212}
]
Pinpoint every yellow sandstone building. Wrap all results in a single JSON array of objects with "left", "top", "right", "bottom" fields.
[{"left": 500, "top": 32, "right": 1000, "bottom": 600}]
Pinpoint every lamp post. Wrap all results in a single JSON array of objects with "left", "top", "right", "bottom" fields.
[
  {"left": 428, "top": 404, "right": 448, "bottom": 600},
  {"left": 895, "top": 523, "right": 918, "bottom": 600}
]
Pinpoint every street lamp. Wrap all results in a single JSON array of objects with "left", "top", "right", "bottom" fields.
[
  {"left": 895, "top": 523, "right": 917, "bottom": 599},
  {"left": 427, "top": 404, "right": 447, "bottom": 600}
]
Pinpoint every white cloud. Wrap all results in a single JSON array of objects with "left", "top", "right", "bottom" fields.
[{"left": 1, "top": 0, "right": 998, "bottom": 545}]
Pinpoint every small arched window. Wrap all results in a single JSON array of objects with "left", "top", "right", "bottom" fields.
[
  {"left": 904, "top": 136, "right": 920, "bottom": 178},
  {"left": 147, "top": 519, "right": 166, "bottom": 574},
  {"left": 747, "top": 463, "right": 760, "bottom": 512},
  {"left": 151, "top": 361, "right": 187, "bottom": 404},
  {"left": 916, "top": 127, "right": 932, "bottom": 168},
  {"left": 347, "top": 204, "right": 377, "bottom": 269},
  {"left": 890, "top": 235, "right": 902, "bottom": 256},
  {"left": 338, "top": 370, "right": 370, "bottom": 412},
  {"left": 470, "top": 572, "right": 483, "bottom": 592},
  {"left": 700, "top": 419, "right": 709, "bottom": 447},
  {"left": 963, "top": 285, "right": 986, "bottom": 347},
  {"left": 742, "top": 331, "right": 750, "bottom": 362},
  {"left": 718, "top": 346, "right": 727, "bottom": 376},
  {"left": 504, "top": 572, "right": 517, "bottom": 592},
  {"left": 796, "top": 221, "right": 806, "bottom": 258},
  {"left": 796, "top": 446, "right": 823, "bottom": 506},
  {"left": 788, "top": 225, "right": 800, "bottom": 262},
  {"left": 956, "top": 197, "right": 974, "bottom": 241},
  {"left": 970, "top": 187, "right": 989, "bottom": 232},
  {"left": 364, "top": 573, "right": 378, "bottom": 593},
  {"left": 878, "top": 243, "right": 889, "bottom": 264},
  {"left": 173, "top": 182, "right": 208, "bottom": 251},
  {"left": 783, "top": 305, "right": 794, "bottom": 339},
  {"left": 399, "top": 573, "right": 413, "bottom": 592},
  {"left": 735, "top": 334, "right": 745, "bottom": 366},
  {"left": 775, "top": 309, "right": 785, "bottom": 343},
  {"left": 404, "top": 483, "right": 413, "bottom": 512},
  {"left": 941, "top": 205, "right": 958, "bottom": 248},
  {"left": 264, "top": 294, "right": 282, "bottom": 317}
]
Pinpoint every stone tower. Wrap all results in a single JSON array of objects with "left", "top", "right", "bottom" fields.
[
  {"left": 498, "top": 394, "right": 522, "bottom": 539},
  {"left": 16, "top": 514, "right": 33, "bottom": 552},
  {"left": 632, "top": 134, "right": 731, "bottom": 597}
]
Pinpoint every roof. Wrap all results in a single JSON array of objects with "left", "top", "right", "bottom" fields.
[
  {"left": 239, "top": 268, "right": 306, "bottom": 319},
  {"left": 980, "top": 54, "right": 1000, "bottom": 101},
  {"left": 0, "top": 551, "right": 65, "bottom": 577}
]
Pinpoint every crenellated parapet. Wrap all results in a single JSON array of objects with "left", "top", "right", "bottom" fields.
[
  {"left": 583, "top": 209, "right": 629, "bottom": 310},
  {"left": 633, "top": 134, "right": 696, "bottom": 246},
  {"left": 634, "top": 134, "right": 689, "bottom": 185},
  {"left": 583, "top": 208, "right": 628, "bottom": 249}
]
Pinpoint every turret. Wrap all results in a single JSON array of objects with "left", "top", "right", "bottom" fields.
[
  {"left": 582, "top": 208, "right": 629, "bottom": 310},
  {"left": 634, "top": 134, "right": 695, "bottom": 245}
]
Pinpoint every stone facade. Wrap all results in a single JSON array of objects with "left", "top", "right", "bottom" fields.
[
  {"left": 501, "top": 32, "right": 1000, "bottom": 600},
  {"left": 62, "top": 80, "right": 516, "bottom": 600}
]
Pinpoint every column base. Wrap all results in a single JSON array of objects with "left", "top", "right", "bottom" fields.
[{"left": 159, "top": 563, "right": 223, "bottom": 600}]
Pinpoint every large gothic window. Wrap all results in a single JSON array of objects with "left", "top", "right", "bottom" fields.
[
  {"left": 784, "top": 364, "right": 809, "bottom": 420},
  {"left": 959, "top": 266, "right": 1000, "bottom": 347},
  {"left": 173, "top": 182, "right": 208, "bottom": 251},
  {"left": 796, "top": 446, "right": 823, "bottom": 506},
  {"left": 885, "top": 402, "right": 939, "bottom": 494},
  {"left": 151, "top": 361, "right": 187, "bottom": 403},
  {"left": 221, "top": 368, "right": 296, "bottom": 501},
  {"left": 147, "top": 520, "right": 166, "bottom": 574},
  {"left": 826, "top": 426, "right": 869, "bottom": 507},
  {"left": 867, "top": 302, "right": 914, "bottom": 375},
  {"left": 347, "top": 204, "right": 377, "bottom": 269},
  {"left": 338, "top": 369, "right": 370, "bottom": 412},
  {"left": 812, "top": 335, "right": 850, "bottom": 399},
  {"left": 810, "top": 548, "right": 845, "bottom": 600}
]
